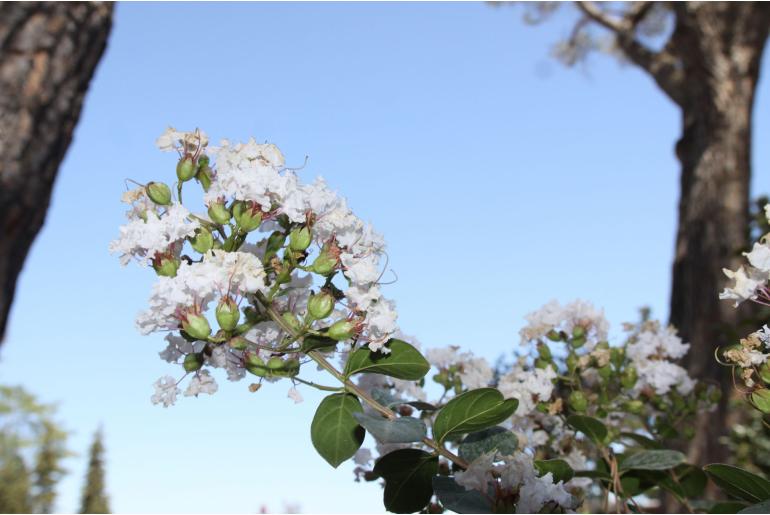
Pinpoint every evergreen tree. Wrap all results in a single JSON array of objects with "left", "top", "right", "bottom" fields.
[
  {"left": 79, "top": 429, "right": 110, "bottom": 514},
  {"left": 31, "top": 421, "right": 67, "bottom": 513},
  {"left": 0, "top": 436, "right": 32, "bottom": 513}
]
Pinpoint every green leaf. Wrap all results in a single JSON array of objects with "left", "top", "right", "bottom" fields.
[
  {"left": 739, "top": 499, "right": 770, "bottom": 513},
  {"left": 619, "top": 432, "right": 663, "bottom": 450},
  {"left": 433, "top": 389, "right": 518, "bottom": 444},
  {"left": 704, "top": 464, "right": 770, "bottom": 503},
  {"left": 535, "top": 459, "right": 575, "bottom": 483},
  {"left": 353, "top": 413, "right": 426, "bottom": 444},
  {"left": 658, "top": 465, "right": 708, "bottom": 501},
  {"left": 370, "top": 389, "right": 437, "bottom": 411},
  {"left": 301, "top": 334, "right": 337, "bottom": 352},
  {"left": 459, "top": 426, "right": 518, "bottom": 463},
  {"left": 344, "top": 339, "right": 430, "bottom": 380},
  {"left": 621, "top": 450, "right": 686, "bottom": 471},
  {"left": 566, "top": 415, "right": 608, "bottom": 446},
  {"left": 373, "top": 449, "right": 438, "bottom": 513},
  {"left": 432, "top": 476, "right": 493, "bottom": 514},
  {"left": 310, "top": 393, "right": 365, "bottom": 468}
]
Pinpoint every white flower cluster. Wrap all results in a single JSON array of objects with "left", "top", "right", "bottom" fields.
[
  {"left": 626, "top": 323, "right": 694, "bottom": 395},
  {"left": 497, "top": 363, "right": 557, "bottom": 416},
  {"left": 114, "top": 128, "right": 403, "bottom": 407},
  {"left": 720, "top": 207, "right": 770, "bottom": 306},
  {"left": 425, "top": 346, "right": 494, "bottom": 389},
  {"left": 520, "top": 299, "right": 609, "bottom": 349}
]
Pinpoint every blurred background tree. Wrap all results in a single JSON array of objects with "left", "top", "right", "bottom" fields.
[
  {"left": 507, "top": 0, "right": 770, "bottom": 467},
  {"left": 0, "top": 2, "right": 112, "bottom": 343},
  {"left": 79, "top": 428, "right": 110, "bottom": 514}
]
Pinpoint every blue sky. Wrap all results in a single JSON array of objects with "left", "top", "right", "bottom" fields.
[{"left": 1, "top": 2, "right": 769, "bottom": 513}]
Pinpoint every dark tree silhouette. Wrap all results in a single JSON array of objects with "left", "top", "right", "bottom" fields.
[{"left": 0, "top": 2, "right": 112, "bottom": 342}]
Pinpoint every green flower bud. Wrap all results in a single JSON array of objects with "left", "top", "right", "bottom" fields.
[
  {"left": 208, "top": 200, "right": 231, "bottom": 225},
  {"left": 198, "top": 155, "right": 210, "bottom": 168},
  {"left": 267, "top": 357, "right": 285, "bottom": 370},
  {"left": 307, "top": 291, "right": 335, "bottom": 320},
  {"left": 183, "top": 352, "right": 204, "bottom": 372},
  {"left": 598, "top": 365, "right": 612, "bottom": 381},
  {"left": 327, "top": 319, "right": 356, "bottom": 341},
  {"left": 535, "top": 358, "right": 550, "bottom": 369},
  {"left": 537, "top": 342, "right": 552, "bottom": 361},
  {"left": 621, "top": 366, "right": 638, "bottom": 390},
  {"left": 566, "top": 353, "right": 578, "bottom": 373},
  {"left": 228, "top": 336, "right": 249, "bottom": 351},
  {"left": 234, "top": 201, "right": 263, "bottom": 232},
  {"left": 610, "top": 347, "right": 625, "bottom": 368},
  {"left": 752, "top": 389, "right": 770, "bottom": 414},
  {"left": 289, "top": 226, "right": 312, "bottom": 251},
  {"left": 546, "top": 329, "right": 562, "bottom": 342},
  {"left": 245, "top": 353, "right": 267, "bottom": 377},
  {"left": 275, "top": 358, "right": 300, "bottom": 377},
  {"left": 569, "top": 390, "right": 588, "bottom": 412},
  {"left": 146, "top": 181, "right": 172, "bottom": 205},
  {"left": 176, "top": 155, "right": 197, "bottom": 182},
  {"left": 595, "top": 341, "right": 609, "bottom": 350},
  {"left": 281, "top": 312, "right": 301, "bottom": 333},
  {"left": 216, "top": 297, "right": 240, "bottom": 332},
  {"left": 570, "top": 335, "right": 586, "bottom": 349},
  {"left": 181, "top": 312, "right": 211, "bottom": 341},
  {"left": 433, "top": 372, "right": 449, "bottom": 387},
  {"left": 311, "top": 250, "right": 339, "bottom": 276},
  {"left": 453, "top": 376, "right": 463, "bottom": 395},
  {"left": 152, "top": 253, "right": 179, "bottom": 277},
  {"left": 197, "top": 162, "right": 212, "bottom": 191},
  {"left": 572, "top": 326, "right": 586, "bottom": 339},
  {"left": 625, "top": 400, "right": 644, "bottom": 414},
  {"left": 190, "top": 227, "right": 214, "bottom": 254}
]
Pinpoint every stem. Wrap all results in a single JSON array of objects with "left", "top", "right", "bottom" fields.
[
  {"left": 255, "top": 291, "right": 468, "bottom": 469},
  {"left": 292, "top": 376, "right": 344, "bottom": 392}
]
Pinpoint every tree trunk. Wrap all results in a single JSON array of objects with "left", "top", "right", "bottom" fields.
[
  {"left": 669, "top": 3, "right": 770, "bottom": 467},
  {"left": 0, "top": 2, "right": 112, "bottom": 342}
]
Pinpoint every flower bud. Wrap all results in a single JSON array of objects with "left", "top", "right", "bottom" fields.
[
  {"left": 281, "top": 312, "right": 301, "bottom": 333},
  {"left": 234, "top": 201, "right": 263, "bottom": 232},
  {"left": 546, "top": 329, "right": 562, "bottom": 342},
  {"left": 289, "top": 226, "right": 312, "bottom": 251},
  {"left": 624, "top": 400, "right": 644, "bottom": 414},
  {"left": 433, "top": 372, "right": 449, "bottom": 387},
  {"left": 216, "top": 297, "right": 240, "bottom": 332},
  {"left": 327, "top": 319, "right": 356, "bottom": 341},
  {"left": 208, "top": 200, "right": 231, "bottom": 225},
  {"left": 151, "top": 251, "right": 179, "bottom": 277},
  {"left": 598, "top": 365, "right": 612, "bottom": 381},
  {"left": 536, "top": 342, "right": 552, "bottom": 361},
  {"left": 146, "top": 182, "right": 172, "bottom": 205},
  {"left": 183, "top": 352, "right": 204, "bottom": 372},
  {"left": 176, "top": 155, "right": 197, "bottom": 182},
  {"left": 570, "top": 335, "right": 586, "bottom": 349},
  {"left": 535, "top": 358, "right": 550, "bottom": 369},
  {"left": 181, "top": 312, "right": 211, "bottom": 341},
  {"left": 610, "top": 347, "right": 625, "bottom": 368},
  {"left": 245, "top": 353, "right": 267, "bottom": 377},
  {"left": 307, "top": 291, "right": 335, "bottom": 320},
  {"left": 228, "top": 336, "right": 249, "bottom": 351},
  {"left": 190, "top": 228, "right": 214, "bottom": 254},
  {"left": 311, "top": 249, "right": 339, "bottom": 276},
  {"left": 267, "top": 357, "right": 285, "bottom": 370},
  {"left": 196, "top": 157, "right": 212, "bottom": 191},
  {"left": 566, "top": 353, "right": 578, "bottom": 373},
  {"left": 752, "top": 389, "right": 770, "bottom": 414},
  {"left": 621, "top": 366, "right": 638, "bottom": 390},
  {"left": 569, "top": 390, "right": 588, "bottom": 412},
  {"left": 572, "top": 326, "right": 586, "bottom": 339}
]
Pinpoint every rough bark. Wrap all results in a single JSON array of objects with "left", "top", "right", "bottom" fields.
[
  {"left": 0, "top": 2, "right": 112, "bottom": 342},
  {"left": 668, "top": 2, "right": 770, "bottom": 467}
]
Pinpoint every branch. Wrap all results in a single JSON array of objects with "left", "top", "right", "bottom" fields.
[{"left": 575, "top": 1, "right": 685, "bottom": 106}]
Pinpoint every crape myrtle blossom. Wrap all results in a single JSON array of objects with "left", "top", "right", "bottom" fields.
[{"left": 519, "top": 299, "right": 609, "bottom": 350}]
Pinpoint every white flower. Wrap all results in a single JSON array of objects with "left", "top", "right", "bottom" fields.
[
  {"left": 459, "top": 357, "right": 493, "bottom": 389},
  {"left": 287, "top": 387, "right": 304, "bottom": 404},
  {"left": 520, "top": 299, "right": 608, "bottom": 349},
  {"left": 151, "top": 376, "right": 180, "bottom": 407},
  {"left": 516, "top": 472, "right": 574, "bottom": 514},
  {"left": 454, "top": 451, "right": 496, "bottom": 492},
  {"left": 720, "top": 266, "right": 767, "bottom": 306},
  {"left": 635, "top": 360, "right": 694, "bottom": 395},
  {"left": 184, "top": 370, "right": 218, "bottom": 397},
  {"left": 745, "top": 242, "right": 770, "bottom": 273},
  {"left": 498, "top": 365, "right": 557, "bottom": 416},
  {"left": 155, "top": 127, "right": 208, "bottom": 152}
]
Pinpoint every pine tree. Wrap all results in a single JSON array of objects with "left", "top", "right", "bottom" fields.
[
  {"left": 31, "top": 421, "right": 67, "bottom": 513},
  {"left": 0, "top": 437, "right": 32, "bottom": 513},
  {"left": 79, "top": 429, "right": 110, "bottom": 514}
]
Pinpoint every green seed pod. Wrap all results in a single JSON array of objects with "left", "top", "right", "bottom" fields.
[
  {"left": 176, "top": 155, "right": 197, "bottom": 182},
  {"left": 279, "top": 358, "right": 300, "bottom": 377},
  {"left": 625, "top": 400, "right": 644, "bottom": 414},
  {"left": 146, "top": 181, "right": 172, "bottom": 205},
  {"left": 570, "top": 336, "right": 586, "bottom": 349},
  {"left": 621, "top": 366, "right": 638, "bottom": 390},
  {"left": 569, "top": 390, "right": 588, "bottom": 413},
  {"left": 572, "top": 326, "right": 586, "bottom": 339},
  {"left": 152, "top": 254, "right": 179, "bottom": 277},
  {"left": 216, "top": 297, "right": 240, "bottom": 332},
  {"left": 245, "top": 353, "right": 267, "bottom": 377},
  {"left": 191, "top": 228, "right": 214, "bottom": 254},
  {"left": 235, "top": 201, "right": 263, "bottom": 232},
  {"left": 537, "top": 342, "right": 552, "bottom": 361},
  {"left": 535, "top": 358, "right": 550, "bottom": 369},
  {"left": 281, "top": 312, "right": 301, "bottom": 333},
  {"left": 228, "top": 336, "right": 249, "bottom": 351},
  {"left": 311, "top": 251, "right": 338, "bottom": 276},
  {"left": 208, "top": 200, "right": 231, "bottom": 225},
  {"left": 546, "top": 329, "right": 562, "bottom": 342},
  {"left": 453, "top": 376, "right": 463, "bottom": 395},
  {"left": 610, "top": 347, "right": 625, "bottom": 368},
  {"left": 598, "top": 365, "right": 612, "bottom": 381},
  {"left": 289, "top": 226, "right": 312, "bottom": 252},
  {"left": 752, "top": 389, "right": 770, "bottom": 414},
  {"left": 327, "top": 319, "right": 357, "bottom": 341},
  {"left": 182, "top": 313, "right": 211, "bottom": 341},
  {"left": 307, "top": 291, "right": 335, "bottom": 320},
  {"left": 267, "top": 357, "right": 285, "bottom": 370},
  {"left": 197, "top": 161, "right": 212, "bottom": 191},
  {"left": 183, "top": 353, "right": 204, "bottom": 372},
  {"left": 433, "top": 372, "right": 449, "bottom": 387},
  {"left": 566, "top": 353, "right": 579, "bottom": 373}
]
